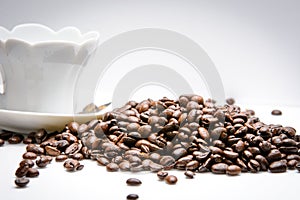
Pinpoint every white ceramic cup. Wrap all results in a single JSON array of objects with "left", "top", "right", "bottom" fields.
[{"left": 0, "top": 24, "right": 99, "bottom": 114}]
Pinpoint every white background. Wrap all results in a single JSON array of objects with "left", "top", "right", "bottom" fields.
[{"left": 1, "top": 1, "right": 300, "bottom": 200}]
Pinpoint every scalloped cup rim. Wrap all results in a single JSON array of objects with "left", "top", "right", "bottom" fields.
[{"left": 0, "top": 23, "right": 99, "bottom": 45}]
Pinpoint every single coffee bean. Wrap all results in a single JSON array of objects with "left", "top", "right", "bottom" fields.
[
  {"left": 126, "top": 178, "right": 142, "bottom": 186},
  {"left": 26, "top": 168, "right": 39, "bottom": 178},
  {"left": 15, "top": 166, "right": 29, "bottom": 178},
  {"left": 211, "top": 163, "right": 228, "bottom": 174},
  {"left": 55, "top": 155, "right": 68, "bottom": 162},
  {"left": 45, "top": 146, "right": 60, "bottom": 156},
  {"left": 223, "top": 150, "right": 239, "bottom": 160},
  {"left": 271, "top": 110, "right": 282, "bottom": 116},
  {"left": 287, "top": 159, "right": 298, "bottom": 169},
  {"left": 23, "top": 152, "right": 37, "bottom": 160},
  {"left": 35, "top": 129, "right": 47, "bottom": 144},
  {"left": 165, "top": 175, "right": 178, "bottom": 184},
  {"left": 36, "top": 156, "right": 50, "bottom": 168},
  {"left": 269, "top": 160, "right": 287, "bottom": 173},
  {"left": 226, "top": 165, "right": 241, "bottom": 176},
  {"left": 23, "top": 137, "right": 33, "bottom": 144},
  {"left": 267, "top": 149, "right": 282, "bottom": 162},
  {"left": 19, "top": 159, "right": 34, "bottom": 168},
  {"left": 127, "top": 194, "right": 139, "bottom": 200},
  {"left": 255, "top": 155, "right": 269, "bottom": 171},
  {"left": 184, "top": 170, "right": 195, "bottom": 178},
  {"left": 106, "top": 163, "right": 119, "bottom": 172},
  {"left": 0, "top": 131, "right": 13, "bottom": 140},
  {"left": 67, "top": 121, "right": 79, "bottom": 135},
  {"left": 71, "top": 153, "right": 84, "bottom": 161},
  {"left": 119, "top": 161, "right": 131, "bottom": 171},
  {"left": 8, "top": 134, "right": 24, "bottom": 144},
  {"left": 157, "top": 171, "right": 168, "bottom": 180},
  {"left": 15, "top": 177, "right": 29, "bottom": 187},
  {"left": 0, "top": 138, "right": 5, "bottom": 146},
  {"left": 226, "top": 98, "right": 235, "bottom": 105}
]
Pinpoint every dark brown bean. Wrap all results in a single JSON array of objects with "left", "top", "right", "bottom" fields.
[
  {"left": 8, "top": 134, "right": 24, "bottom": 144},
  {"left": 269, "top": 161, "right": 287, "bottom": 173},
  {"left": 126, "top": 178, "right": 142, "bottom": 186},
  {"left": 26, "top": 168, "right": 39, "bottom": 178},
  {"left": 127, "top": 194, "right": 139, "bottom": 200},
  {"left": 211, "top": 163, "right": 228, "bottom": 174},
  {"left": 19, "top": 159, "right": 34, "bottom": 168},
  {"left": 15, "top": 166, "right": 29, "bottom": 178},
  {"left": 226, "top": 165, "right": 241, "bottom": 176},
  {"left": 287, "top": 159, "right": 298, "bottom": 169},
  {"left": 45, "top": 146, "right": 60, "bottom": 156},
  {"left": 55, "top": 155, "right": 68, "bottom": 162},
  {"left": 184, "top": 170, "right": 195, "bottom": 178},
  {"left": 23, "top": 152, "right": 37, "bottom": 160},
  {"left": 15, "top": 177, "right": 29, "bottom": 187},
  {"left": 226, "top": 98, "right": 235, "bottom": 105},
  {"left": 157, "top": 171, "right": 168, "bottom": 180},
  {"left": 36, "top": 156, "right": 50, "bottom": 168},
  {"left": 23, "top": 137, "right": 33, "bottom": 144},
  {"left": 106, "top": 163, "right": 119, "bottom": 172},
  {"left": 271, "top": 110, "right": 282, "bottom": 116},
  {"left": 63, "top": 159, "right": 81, "bottom": 171},
  {"left": 165, "top": 175, "right": 178, "bottom": 184},
  {"left": 0, "top": 138, "right": 4, "bottom": 146}
]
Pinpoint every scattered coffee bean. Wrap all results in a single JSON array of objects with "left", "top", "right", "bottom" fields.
[
  {"left": 22, "top": 152, "right": 37, "bottom": 160},
  {"left": 157, "top": 171, "right": 168, "bottom": 180},
  {"left": 15, "top": 165, "right": 29, "bottom": 178},
  {"left": 226, "top": 98, "right": 235, "bottom": 105},
  {"left": 26, "top": 168, "right": 39, "bottom": 178},
  {"left": 127, "top": 194, "right": 139, "bottom": 200},
  {"left": 0, "top": 138, "right": 4, "bottom": 146},
  {"left": 126, "top": 178, "right": 142, "bottom": 186},
  {"left": 271, "top": 110, "right": 282, "bottom": 116},
  {"left": 8, "top": 134, "right": 24, "bottom": 144},
  {"left": 184, "top": 170, "right": 195, "bottom": 178},
  {"left": 36, "top": 156, "right": 50, "bottom": 168},
  {"left": 269, "top": 161, "right": 287, "bottom": 173},
  {"left": 226, "top": 165, "right": 241, "bottom": 176},
  {"left": 15, "top": 177, "right": 29, "bottom": 187},
  {"left": 211, "top": 163, "right": 228, "bottom": 174},
  {"left": 45, "top": 146, "right": 61, "bottom": 156},
  {"left": 55, "top": 155, "right": 68, "bottom": 162},
  {"left": 19, "top": 159, "right": 34, "bottom": 168},
  {"left": 165, "top": 175, "right": 178, "bottom": 184},
  {"left": 23, "top": 137, "right": 33, "bottom": 144},
  {"left": 106, "top": 163, "right": 119, "bottom": 172}
]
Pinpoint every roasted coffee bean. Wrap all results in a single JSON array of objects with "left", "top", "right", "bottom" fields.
[
  {"left": 126, "top": 178, "right": 142, "bottom": 186},
  {"left": 184, "top": 170, "right": 195, "bottom": 178},
  {"left": 64, "top": 159, "right": 81, "bottom": 171},
  {"left": 23, "top": 152, "right": 37, "bottom": 160},
  {"left": 223, "top": 150, "right": 239, "bottom": 160},
  {"left": 160, "top": 156, "right": 175, "bottom": 166},
  {"left": 149, "top": 162, "right": 163, "bottom": 172},
  {"left": 186, "top": 160, "right": 200, "bottom": 171},
  {"left": 269, "top": 161, "right": 287, "bottom": 173},
  {"left": 97, "top": 157, "right": 110, "bottom": 166},
  {"left": 286, "top": 154, "right": 300, "bottom": 161},
  {"left": 281, "top": 138, "right": 297, "bottom": 146},
  {"left": 65, "top": 143, "right": 81, "bottom": 155},
  {"left": 235, "top": 140, "right": 245, "bottom": 152},
  {"left": 55, "top": 155, "right": 68, "bottom": 162},
  {"left": 255, "top": 155, "right": 269, "bottom": 171},
  {"left": 248, "top": 159, "right": 260, "bottom": 173},
  {"left": 267, "top": 149, "right": 282, "bottom": 162},
  {"left": 15, "top": 177, "right": 29, "bottom": 187},
  {"left": 19, "top": 159, "right": 34, "bottom": 168},
  {"left": 226, "top": 165, "right": 241, "bottom": 176},
  {"left": 119, "top": 161, "right": 131, "bottom": 171},
  {"left": 26, "top": 168, "right": 39, "bottom": 178},
  {"left": 71, "top": 153, "right": 84, "bottom": 161},
  {"left": 0, "top": 131, "right": 13, "bottom": 140},
  {"left": 211, "top": 163, "right": 228, "bottom": 174},
  {"left": 8, "top": 134, "right": 24, "bottom": 144},
  {"left": 259, "top": 141, "right": 272, "bottom": 153},
  {"left": 0, "top": 138, "right": 4, "bottom": 146},
  {"left": 157, "top": 171, "right": 168, "bottom": 180},
  {"left": 36, "top": 156, "right": 50, "bottom": 168},
  {"left": 15, "top": 165, "right": 29, "bottom": 178},
  {"left": 287, "top": 159, "right": 298, "bottom": 169},
  {"left": 106, "top": 163, "right": 119, "bottom": 172},
  {"left": 226, "top": 98, "right": 235, "bottom": 105},
  {"left": 279, "top": 146, "right": 298, "bottom": 154},
  {"left": 45, "top": 146, "right": 60, "bottom": 156},
  {"left": 127, "top": 194, "right": 139, "bottom": 200},
  {"left": 23, "top": 137, "right": 33, "bottom": 144},
  {"left": 165, "top": 175, "right": 178, "bottom": 184},
  {"left": 35, "top": 129, "right": 47, "bottom": 144},
  {"left": 271, "top": 110, "right": 282, "bottom": 116},
  {"left": 67, "top": 121, "right": 79, "bottom": 135}
]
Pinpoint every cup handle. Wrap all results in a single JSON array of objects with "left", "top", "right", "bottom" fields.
[{"left": 0, "top": 64, "right": 5, "bottom": 94}]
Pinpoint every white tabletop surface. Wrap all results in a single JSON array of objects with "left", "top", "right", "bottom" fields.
[{"left": 1, "top": 104, "right": 299, "bottom": 200}]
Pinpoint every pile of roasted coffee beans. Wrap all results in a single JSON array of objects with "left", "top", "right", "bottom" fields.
[{"left": 1, "top": 94, "right": 299, "bottom": 199}]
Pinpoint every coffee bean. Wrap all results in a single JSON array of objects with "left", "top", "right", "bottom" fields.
[
  {"left": 55, "top": 155, "right": 68, "bottom": 162},
  {"left": 271, "top": 110, "right": 282, "bottom": 116},
  {"left": 223, "top": 150, "right": 239, "bottom": 160},
  {"left": 267, "top": 149, "right": 282, "bottom": 162},
  {"left": 126, "top": 178, "right": 142, "bottom": 186},
  {"left": 23, "top": 152, "right": 37, "bottom": 160},
  {"left": 226, "top": 98, "right": 235, "bottom": 105},
  {"left": 211, "top": 163, "right": 228, "bottom": 174},
  {"left": 165, "top": 175, "right": 178, "bottom": 184},
  {"left": 248, "top": 159, "right": 261, "bottom": 173},
  {"left": 26, "top": 168, "right": 39, "bottom": 178},
  {"left": 287, "top": 159, "right": 298, "bottom": 169},
  {"left": 71, "top": 153, "right": 84, "bottom": 161},
  {"left": 226, "top": 165, "right": 241, "bottom": 176},
  {"left": 19, "top": 159, "right": 34, "bottom": 168},
  {"left": 157, "top": 171, "right": 168, "bottom": 180},
  {"left": 149, "top": 162, "right": 163, "bottom": 172},
  {"left": 119, "top": 161, "right": 131, "bottom": 171},
  {"left": 269, "top": 161, "right": 287, "bottom": 173},
  {"left": 106, "top": 163, "right": 119, "bottom": 172},
  {"left": 8, "top": 134, "right": 24, "bottom": 144},
  {"left": 184, "top": 170, "right": 195, "bottom": 178},
  {"left": 15, "top": 177, "right": 29, "bottom": 187},
  {"left": 45, "top": 146, "right": 60, "bottom": 156},
  {"left": 36, "top": 156, "right": 50, "bottom": 168},
  {"left": 15, "top": 165, "right": 29, "bottom": 178},
  {"left": 35, "top": 129, "right": 47, "bottom": 144},
  {"left": 67, "top": 121, "right": 79, "bottom": 135},
  {"left": 0, "top": 131, "right": 13, "bottom": 140},
  {"left": 127, "top": 194, "right": 139, "bottom": 200},
  {"left": 64, "top": 159, "right": 81, "bottom": 172},
  {"left": 23, "top": 137, "right": 33, "bottom": 144},
  {"left": 255, "top": 155, "right": 269, "bottom": 171},
  {"left": 0, "top": 138, "right": 4, "bottom": 146}
]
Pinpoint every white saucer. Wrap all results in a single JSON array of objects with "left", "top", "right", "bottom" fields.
[{"left": 0, "top": 109, "right": 106, "bottom": 133}]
